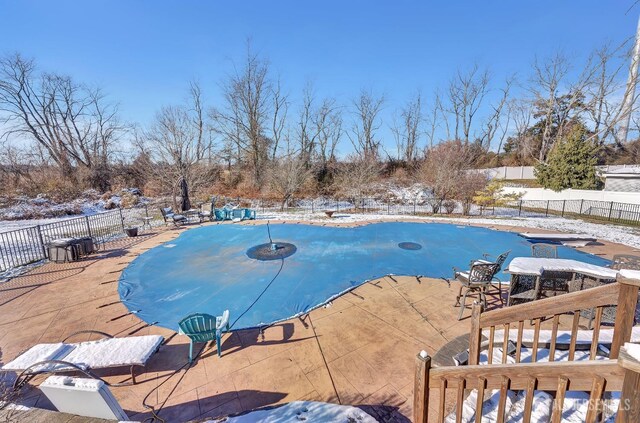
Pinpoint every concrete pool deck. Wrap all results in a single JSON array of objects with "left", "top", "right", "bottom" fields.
[{"left": 0, "top": 217, "right": 637, "bottom": 422}]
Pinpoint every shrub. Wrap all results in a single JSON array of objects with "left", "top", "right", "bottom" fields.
[{"left": 442, "top": 200, "right": 457, "bottom": 214}]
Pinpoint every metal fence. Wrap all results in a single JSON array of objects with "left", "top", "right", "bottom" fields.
[
  {"left": 239, "top": 197, "right": 640, "bottom": 226},
  {"left": 0, "top": 206, "right": 163, "bottom": 273},
  {"left": 515, "top": 199, "right": 640, "bottom": 225}
]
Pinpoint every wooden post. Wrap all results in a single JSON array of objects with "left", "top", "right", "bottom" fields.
[
  {"left": 413, "top": 350, "right": 431, "bottom": 423},
  {"left": 617, "top": 347, "right": 640, "bottom": 422},
  {"left": 611, "top": 278, "right": 640, "bottom": 359},
  {"left": 468, "top": 301, "right": 483, "bottom": 365}
]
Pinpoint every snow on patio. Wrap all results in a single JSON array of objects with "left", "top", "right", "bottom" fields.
[{"left": 205, "top": 401, "right": 377, "bottom": 423}]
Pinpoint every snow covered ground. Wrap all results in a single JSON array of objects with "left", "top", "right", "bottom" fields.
[
  {"left": 0, "top": 216, "right": 78, "bottom": 234},
  {"left": 205, "top": 401, "right": 377, "bottom": 423},
  {"left": 0, "top": 188, "right": 151, "bottom": 222},
  {"left": 257, "top": 211, "right": 640, "bottom": 250}
]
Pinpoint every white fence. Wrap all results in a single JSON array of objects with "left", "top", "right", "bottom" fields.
[
  {"left": 473, "top": 164, "right": 640, "bottom": 180},
  {"left": 502, "top": 187, "right": 640, "bottom": 205}
]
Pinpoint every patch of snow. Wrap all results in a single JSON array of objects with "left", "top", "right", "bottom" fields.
[
  {"left": 508, "top": 257, "right": 618, "bottom": 279},
  {"left": 205, "top": 400, "right": 377, "bottom": 423},
  {"left": 620, "top": 269, "right": 640, "bottom": 280},
  {"left": 0, "top": 189, "right": 151, "bottom": 222},
  {"left": 2, "top": 335, "right": 164, "bottom": 371},
  {"left": 624, "top": 342, "right": 640, "bottom": 361}
]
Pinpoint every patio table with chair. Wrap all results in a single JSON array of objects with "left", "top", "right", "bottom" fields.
[{"left": 506, "top": 257, "right": 619, "bottom": 307}]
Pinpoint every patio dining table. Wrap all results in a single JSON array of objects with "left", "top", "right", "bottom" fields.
[
  {"left": 184, "top": 209, "right": 204, "bottom": 223},
  {"left": 506, "top": 257, "right": 618, "bottom": 306}
]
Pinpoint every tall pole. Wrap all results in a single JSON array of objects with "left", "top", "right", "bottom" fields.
[{"left": 619, "top": 15, "right": 640, "bottom": 143}]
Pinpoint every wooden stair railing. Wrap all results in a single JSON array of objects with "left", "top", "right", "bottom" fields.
[
  {"left": 413, "top": 277, "right": 640, "bottom": 423},
  {"left": 414, "top": 351, "right": 635, "bottom": 423},
  {"left": 467, "top": 277, "right": 640, "bottom": 365}
]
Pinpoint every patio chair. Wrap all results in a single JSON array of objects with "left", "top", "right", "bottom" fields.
[
  {"left": 200, "top": 196, "right": 219, "bottom": 222},
  {"left": 178, "top": 310, "right": 230, "bottom": 362},
  {"left": 2, "top": 331, "right": 164, "bottom": 388},
  {"left": 230, "top": 208, "right": 245, "bottom": 222},
  {"left": 610, "top": 254, "right": 640, "bottom": 270},
  {"left": 160, "top": 207, "right": 187, "bottom": 226},
  {"left": 213, "top": 208, "right": 229, "bottom": 221},
  {"left": 453, "top": 262, "right": 501, "bottom": 320},
  {"left": 244, "top": 208, "right": 257, "bottom": 220},
  {"left": 531, "top": 243, "right": 558, "bottom": 258},
  {"left": 472, "top": 250, "right": 511, "bottom": 305}
]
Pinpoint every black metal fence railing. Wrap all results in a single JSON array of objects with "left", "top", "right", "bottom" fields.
[
  {"left": 516, "top": 199, "right": 640, "bottom": 225},
  {"left": 0, "top": 206, "right": 164, "bottom": 273},
  {"left": 233, "top": 197, "right": 640, "bottom": 227}
]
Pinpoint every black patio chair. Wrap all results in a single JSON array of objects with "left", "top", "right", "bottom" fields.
[
  {"left": 531, "top": 243, "right": 558, "bottom": 258},
  {"left": 160, "top": 207, "right": 187, "bottom": 226},
  {"left": 453, "top": 262, "right": 501, "bottom": 320}
]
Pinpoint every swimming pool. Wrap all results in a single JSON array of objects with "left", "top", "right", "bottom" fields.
[{"left": 118, "top": 222, "right": 610, "bottom": 331}]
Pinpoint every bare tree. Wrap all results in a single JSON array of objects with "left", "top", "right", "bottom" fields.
[
  {"left": 268, "top": 136, "right": 313, "bottom": 210},
  {"left": 425, "top": 92, "right": 443, "bottom": 150},
  {"left": 296, "top": 85, "right": 320, "bottom": 166},
  {"left": 478, "top": 76, "right": 514, "bottom": 151},
  {"left": 391, "top": 91, "right": 423, "bottom": 163},
  {"left": 332, "top": 154, "right": 381, "bottom": 202},
  {"left": 211, "top": 46, "right": 275, "bottom": 187},
  {"left": 270, "top": 78, "right": 288, "bottom": 160},
  {"left": 141, "top": 82, "right": 213, "bottom": 210},
  {"left": 314, "top": 99, "right": 341, "bottom": 161},
  {"left": 418, "top": 140, "right": 474, "bottom": 213},
  {"left": 446, "top": 65, "right": 490, "bottom": 143},
  {"left": 582, "top": 40, "right": 640, "bottom": 146},
  {"left": 529, "top": 52, "right": 596, "bottom": 161},
  {"left": 0, "top": 54, "right": 124, "bottom": 188},
  {"left": 313, "top": 97, "right": 342, "bottom": 182},
  {"left": 348, "top": 89, "right": 384, "bottom": 158}
]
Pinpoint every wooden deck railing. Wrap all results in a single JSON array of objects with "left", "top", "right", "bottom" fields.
[
  {"left": 414, "top": 277, "right": 640, "bottom": 423},
  {"left": 414, "top": 352, "right": 632, "bottom": 423},
  {"left": 468, "top": 277, "right": 640, "bottom": 365}
]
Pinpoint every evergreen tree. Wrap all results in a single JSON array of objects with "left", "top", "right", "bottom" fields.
[
  {"left": 473, "top": 180, "right": 522, "bottom": 211},
  {"left": 534, "top": 124, "right": 601, "bottom": 191}
]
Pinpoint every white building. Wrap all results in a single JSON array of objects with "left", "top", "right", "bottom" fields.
[{"left": 603, "top": 167, "right": 640, "bottom": 192}]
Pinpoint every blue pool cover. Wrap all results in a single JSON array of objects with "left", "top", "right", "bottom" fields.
[{"left": 118, "top": 222, "right": 610, "bottom": 331}]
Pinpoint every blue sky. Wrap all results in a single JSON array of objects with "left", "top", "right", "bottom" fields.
[{"left": 1, "top": 1, "right": 638, "bottom": 155}]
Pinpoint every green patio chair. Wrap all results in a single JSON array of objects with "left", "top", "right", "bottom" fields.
[
  {"left": 244, "top": 208, "right": 257, "bottom": 220},
  {"left": 230, "top": 208, "right": 245, "bottom": 221},
  {"left": 213, "top": 208, "right": 228, "bottom": 221},
  {"left": 178, "top": 310, "right": 230, "bottom": 362}
]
